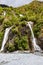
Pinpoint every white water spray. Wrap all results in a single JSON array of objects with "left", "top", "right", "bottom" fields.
[
  {"left": 0, "top": 26, "right": 13, "bottom": 52},
  {"left": 27, "top": 21, "right": 41, "bottom": 51}
]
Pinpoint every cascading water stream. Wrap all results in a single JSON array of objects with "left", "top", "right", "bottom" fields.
[
  {"left": 0, "top": 26, "right": 13, "bottom": 52},
  {"left": 0, "top": 21, "right": 41, "bottom": 52},
  {"left": 27, "top": 21, "right": 41, "bottom": 51}
]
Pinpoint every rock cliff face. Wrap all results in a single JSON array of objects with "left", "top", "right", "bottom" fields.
[{"left": 0, "top": 1, "right": 43, "bottom": 52}]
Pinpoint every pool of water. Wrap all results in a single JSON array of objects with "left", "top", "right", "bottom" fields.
[{"left": 0, "top": 51, "right": 43, "bottom": 65}]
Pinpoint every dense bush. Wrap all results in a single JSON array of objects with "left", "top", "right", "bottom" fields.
[
  {"left": 18, "top": 36, "right": 29, "bottom": 50},
  {"left": 33, "top": 22, "right": 43, "bottom": 37},
  {"left": 14, "top": 36, "right": 29, "bottom": 50},
  {"left": 3, "top": 20, "right": 12, "bottom": 28},
  {"left": 0, "top": 7, "right": 3, "bottom": 14},
  {"left": 0, "top": 15, "right": 4, "bottom": 25},
  {"left": 5, "top": 43, "right": 15, "bottom": 52}
]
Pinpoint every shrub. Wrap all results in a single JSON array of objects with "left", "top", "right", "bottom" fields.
[
  {"left": 20, "top": 21, "right": 26, "bottom": 26},
  {"left": 3, "top": 20, "right": 12, "bottom": 29},
  {"left": 0, "top": 7, "right": 3, "bottom": 14},
  {"left": 0, "top": 32, "right": 4, "bottom": 48},
  {"left": 20, "top": 36, "right": 29, "bottom": 50},
  {"left": 33, "top": 22, "right": 43, "bottom": 37},
  {"left": 20, "top": 16, "right": 28, "bottom": 21},
  {"left": 14, "top": 36, "right": 19, "bottom": 50},
  {"left": 5, "top": 43, "right": 15, "bottom": 52},
  {"left": 0, "top": 15, "right": 4, "bottom": 25},
  {"left": 12, "top": 27, "right": 19, "bottom": 34}
]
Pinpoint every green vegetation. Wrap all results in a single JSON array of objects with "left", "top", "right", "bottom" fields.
[
  {"left": 14, "top": 36, "right": 29, "bottom": 50},
  {"left": 0, "top": 1, "right": 43, "bottom": 52},
  {"left": 5, "top": 43, "right": 15, "bottom": 52},
  {"left": 0, "top": 32, "right": 4, "bottom": 48}
]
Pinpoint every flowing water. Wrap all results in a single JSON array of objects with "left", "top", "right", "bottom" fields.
[
  {"left": 0, "top": 22, "right": 43, "bottom": 65},
  {"left": 0, "top": 26, "right": 13, "bottom": 52},
  {"left": 27, "top": 21, "right": 41, "bottom": 51},
  {"left": 0, "top": 21, "right": 41, "bottom": 52},
  {"left": 0, "top": 52, "right": 43, "bottom": 65}
]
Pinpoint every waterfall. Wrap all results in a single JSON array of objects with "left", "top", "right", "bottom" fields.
[
  {"left": 0, "top": 26, "right": 13, "bottom": 52},
  {"left": 27, "top": 21, "right": 41, "bottom": 51}
]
